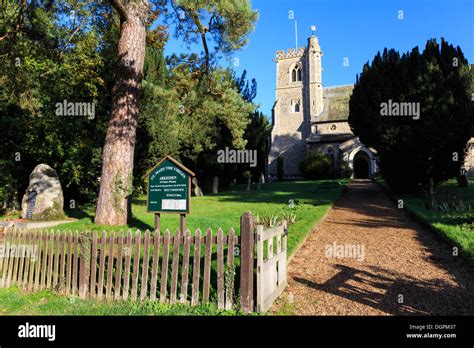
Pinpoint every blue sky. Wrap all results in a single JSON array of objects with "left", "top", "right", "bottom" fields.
[{"left": 164, "top": 0, "right": 474, "bottom": 116}]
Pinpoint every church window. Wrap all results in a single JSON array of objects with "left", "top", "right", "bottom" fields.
[
  {"left": 291, "top": 99, "right": 301, "bottom": 113},
  {"left": 292, "top": 65, "right": 302, "bottom": 82}
]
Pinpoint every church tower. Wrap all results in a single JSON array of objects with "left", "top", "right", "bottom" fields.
[{"left": 268, "top": 34, "right": 324, "bottom": 178}]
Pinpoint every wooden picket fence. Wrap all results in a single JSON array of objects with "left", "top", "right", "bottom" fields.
[
  {"left": 0, "top": 212, "right": 287, "bottom": 312},
  {"left": 0, "top": 225, "right": 246, "bottom": 310}
]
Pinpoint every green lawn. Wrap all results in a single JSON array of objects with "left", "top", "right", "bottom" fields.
[
  {"left": 378, "top": 178, "right": 474, "bottom": 263},
  {"left": 6, "top": 180, "right": 347, "bottom": 257},
  {"left": 0, "top": 286, "right": 242, "bottom": 315}
]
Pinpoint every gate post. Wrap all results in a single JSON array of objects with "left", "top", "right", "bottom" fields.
[
  {"left": 78, "top": 233, "right": 91, "bottom": 299},
  {"left": 240, "top": 212, "right": 255, "bottom": 313}
]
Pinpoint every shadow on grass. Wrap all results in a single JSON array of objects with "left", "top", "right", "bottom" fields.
[
  {"left": 213, "top": 181, "right": 346, "bottom": 206},
  {"left": 128, "top": 215, "right": 153, "bottom": 231},
  {"left": 128, "top": 180, "right": 346, "bottom": 209},
  {"left": 132, "top": 198, "right": 147, "bottom": 206},
  {"left": 64, "top": 207, "right": 94, "bottom": 220}
]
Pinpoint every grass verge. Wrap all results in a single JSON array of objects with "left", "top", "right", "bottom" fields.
[
  {"left": 0, "top": 286, "right": 250, "bottom": 316},
  {"left": 377, "top": 178, "right": 474, "bottom": 264}
]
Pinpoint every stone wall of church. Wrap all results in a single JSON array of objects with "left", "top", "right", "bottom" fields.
[
  {"left": 315, "top": 122, "right": 352, "bottom": 135},
  {"left": 308, "top": 143, "right": 341, "bottom": 156}
]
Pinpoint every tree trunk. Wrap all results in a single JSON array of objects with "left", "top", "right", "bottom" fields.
[
  {"left": 95, "top": 1, "right": 148, "bottom": 225},
  {"left": 428, "top": 177, "right": 436, "bottom": 210}
]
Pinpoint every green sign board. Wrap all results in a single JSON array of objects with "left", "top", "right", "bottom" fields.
[{"left": 145, "top": 156, "right": 194, "bottom": 214}]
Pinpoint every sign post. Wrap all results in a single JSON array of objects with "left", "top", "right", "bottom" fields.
[
  {"left": 179, "top": 214, "right": 186, "bottom": 235},
  {"left": 144, "top": 156, "right": 195, "bottom": 233},
  {"left": 154, "top": 213, "right": 160, "bottom": 232}
]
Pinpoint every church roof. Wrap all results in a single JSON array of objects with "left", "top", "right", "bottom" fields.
[
  {"left": 306, "top": 133, "right": 354, "bottom": 143},
  {"left": 313, "top": 84, "right": 354, "bottom": 123}
]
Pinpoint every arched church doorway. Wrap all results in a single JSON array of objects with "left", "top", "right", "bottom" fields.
[{"left": 353, "top": 151, "right": 370, "bottom": 179}]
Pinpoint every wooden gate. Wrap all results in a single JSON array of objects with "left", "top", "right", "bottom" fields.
[{"left": 256, "top": 221, "right": 287, "bottom": 312}]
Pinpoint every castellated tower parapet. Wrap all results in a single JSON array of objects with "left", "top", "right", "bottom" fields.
[{"left": 274, "top": 47, "right": 306, "bottom": 61}]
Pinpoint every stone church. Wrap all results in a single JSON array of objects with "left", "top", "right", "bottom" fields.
[
  {"left": 268, "top": 34, "right": 377, "bottom": 180},
  {"left": 267, "top": 34, "right": 474, "bottom": 180}
]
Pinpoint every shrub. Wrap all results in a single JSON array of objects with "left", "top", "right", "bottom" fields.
[
  {"left": 339, "top": 159, "right": 352, "bottom": 179},
  {"left": 299, "top": 152, "right": 333, "bottom": 180},
  {"left": 255, "top": 213, "right": 280, "bottom": 228}
]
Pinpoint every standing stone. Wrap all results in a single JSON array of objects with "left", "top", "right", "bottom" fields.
[
  {"left": 246, "top": 176, "right": 251, "bottom": 191},
  {"left": 212, "top": 176, "right": 219, "bottom": 194},
  {"left": 21, "top": 164, "right": 64, "bottom": 220},
  {"left": 192, "top": 177, "right": 204, "bottom": 196}
]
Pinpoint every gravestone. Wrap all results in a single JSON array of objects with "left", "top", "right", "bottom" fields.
[
  {"left": 21, "top": 164, "right": 64, "bottom": 220},
  {"left": 212, "top": 176, "right": 219, "bottom": 194},
  {"left": 457, "top": 174, "right": 469, "bottom": 188},
  {"left": 258, "top": 172, "right": 265, "bottom": 189},
  {"left": 192, "top": 177, "right": 204, "bottom": 196}
]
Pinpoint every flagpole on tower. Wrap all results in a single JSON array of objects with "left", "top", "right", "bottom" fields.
[{"left": 295, "top": 20, "right": 298, "bottom": 51}]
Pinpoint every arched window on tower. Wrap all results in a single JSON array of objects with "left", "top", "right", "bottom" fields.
[
  {"left": 291, "top": 99, "right": 301, "bottom": 113},
  {"left": 292, "top": 65, "right": 302, "bottom": 82},
  {"left": 295, "top": 101, "right": 300, "bottom": 112}
]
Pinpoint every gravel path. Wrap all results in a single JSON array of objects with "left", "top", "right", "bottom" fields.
[{"left": 272, "top": 180, "right": 474, "bottom": 315}]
